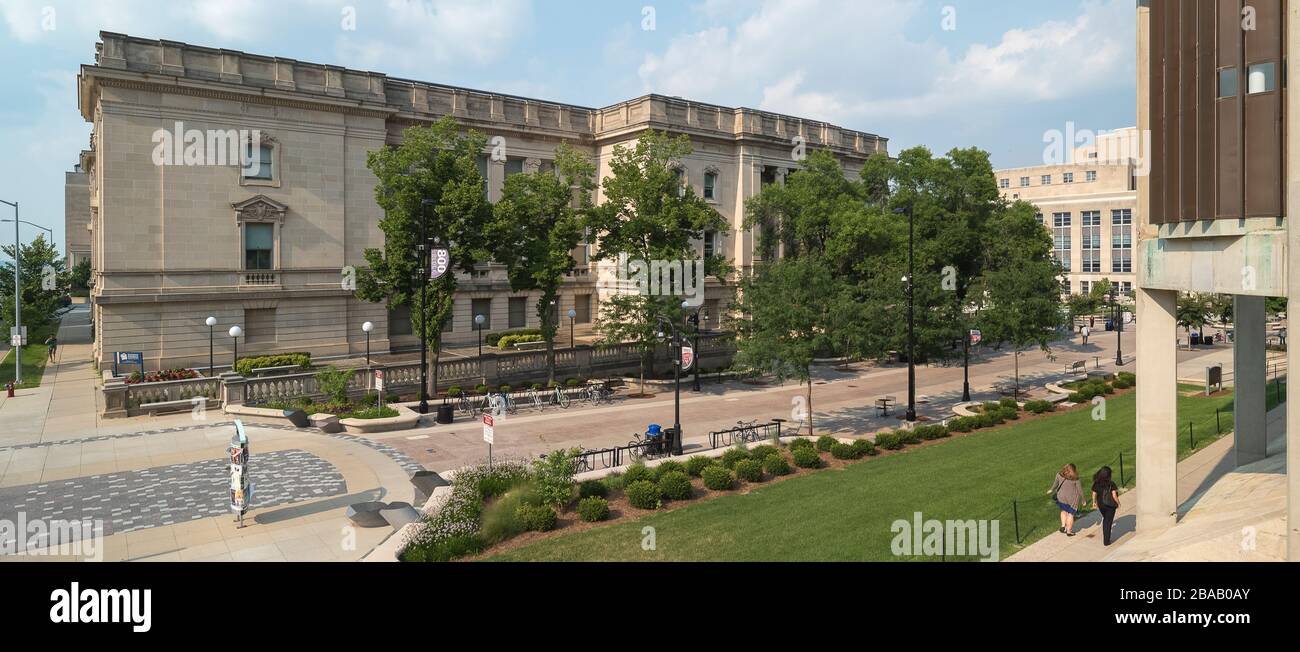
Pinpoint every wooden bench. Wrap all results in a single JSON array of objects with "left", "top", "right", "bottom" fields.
[
  {"left": 1066, "top": 360, "right": 1087, "bottom": 375},
  {"left": 512, "top": 340, "right": 547, "bottom": 351}
]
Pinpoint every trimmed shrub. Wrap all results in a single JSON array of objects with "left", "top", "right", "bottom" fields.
[
  {"left": 514, "top": 504, "right": 557, "bottom": 532},
  {"left": 748, "top": 445, "right": 779, "bottom": 461},
  {"left": 685, "top": 455, "right": 716, "bottom": 477},
  {"left": 602, "top": 472, "right": 626, "bottom": 492},
  {"left": 657, "top": 471, "right": 694, "bottom": 500},
  {"left": 851, "top": 438, "right": 877, "bottom": 457},
  {"left": 815, "top": 435, "right": 838, "bottom": 452},
  {"left": 402, "top": 534, "right": 484, "bottom": 562},
  {"left": 898, "top": 429, "right": 922, "bottom": 445},
  {"left": 497, "top": 334, "right": 545, "bottom": 349},
  {"left": 566, "top": 378, "right": 581, "bottom": 388},
  {"left": 447, "top": 386, "right": 463, "bottom": 397},
  {"left": 980, "top": 401, "right": 1002, "bottom": 414},
  {"left": 874, "top": 431, "right": 905, "bottom": 450},
  {"left": 999, "top": 397, "right": 1019, "bottom": 410},
  {"left": 763, "top": 453, "right": 791, "bottom": 476},
  {"left": 788, "top": 437, "right": 814, "bottom": 451},
  {"left": 1067, "top": 392, "right": 1086, "bottom": 403},
  {"left": 234, "top": 352, "right": 311, "bottom": 376},
  {"left": 830, "top": 442, "right": 858, "bottom": 460},
  {"left": 653, "top": 460, "right": 687, "bottom": 480},
  {"left": 792, "top": 447, "right": 822, "bottom": 468},
  {"left": 734, "top": 459, "right": 764, "bottom": 482},
  {"left": 578, "top": 479, "right": 608, "bottom": 499},
  {"left": 623, "top": 463, "right": 654, "bottom": 485},
  {"left": 948, "top": 416, "right": 976, "bottom": 433},
  {"left": 1112, "top": 379, "right": 1131, "bottom": 389},
  {"left": 1117, "top": 372, "right": 1136, "bottom": 386},
  {"left": 577, "top": 496, "right": 610, "bottom": 522},
  {"left": 1024, "top": 400, "right": 1055, "bottom": 414},
  {"left": 719, "top": 447, "right": 751, "bottom": 469},
  {"left": 499, "top": 384, "right": 512, "bottom": 393},
  {"left": 701, "top": 465, "right": 735, "bottom": 490},
  {"left": 915, "top": 424, "right": 949, "bottom": 440},
  {"left": 625, "top": 480, "right": 662, "bottom": 510},
  {"left": 999, "top": 406, "right": 1020, "bottom": 421}
]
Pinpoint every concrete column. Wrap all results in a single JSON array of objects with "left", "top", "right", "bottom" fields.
[
  {"left": 1285, "top": 0, "right": 1300, "bottom": 562},
  {"left": 1134, "top": 287, "right": 1178, "bottom": 530},
  {"left": 1233, "top": 295, "right": 1268, "bottom": 465}
]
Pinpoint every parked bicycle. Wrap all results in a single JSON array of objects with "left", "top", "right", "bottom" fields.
[
  {"left": 735, "top": 419, "right": 763, "bottom": 443},
  {"left": 523, "top": 387, "right": 545, "bottom": 411},
  {"left": 549, "top": 385, "right": 570, "bottom": 409},
  {"left": 486, "top": 392, "right": 518, "bottom": 416}
]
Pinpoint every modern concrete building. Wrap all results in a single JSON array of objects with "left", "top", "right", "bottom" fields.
[
  {"left": 995, "top": 129, "right": 1140, "bottom": 298},
  {"left": 75, "top": 32, "right": 887, "bottom": 371},
  {"left": 63, "top": 162, "right": 92, "bottom": 270},
  {"left": 1134, "top": 0, "right": 1297, "bottom": 559}
]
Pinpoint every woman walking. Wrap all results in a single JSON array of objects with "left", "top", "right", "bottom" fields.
[
  {"left": 1092, "top": 466, "right": 1121, "bottom": 546},
  {"left": 1049, "top": 463, "right": 1084, "bottom": 536}
]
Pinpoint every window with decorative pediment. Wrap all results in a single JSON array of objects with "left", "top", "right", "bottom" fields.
[{"left": 232, "top": 195, "right": 287, "bottom": 284}]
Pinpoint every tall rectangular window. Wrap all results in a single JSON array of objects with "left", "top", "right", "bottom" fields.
[
  {"left": 504, "top": 158, "right": 524, "bottom": 177},
  {"left": 1247, "top": 63, "right": 1276, "bottom": 94},
  {"left": 1041, "top": 175, "right": 1052, "bottom": 185},
  {"left": 508, "top": 297, "right": 527, "bottom": 329},
  {"left": 1052, "top": 212, "right": 1071, "bottom": 272},
  {"left": 1112, "top": 209, "right": 1132, "bottom": 273},
  {"left": 244, "top": 223, "right": 273, "bottom": 270},
  {"left": 1063, "top": 172, "right": 1074, "bottom": 184},
  {"left": 471, "top": 298, "right": 492, "bottom": 331},
  {"left": 703, "top": 171, "right": 717, "bottom": 200},
  {"left": 1086, "top": 170, "right": 1097, "bottom": 182},
  {"left": 1019, "top": 177, "right": 1030, "bottom": 187},
  {"left": 476, "top": 154, "right": 489, "bottom": 196},
  {"left": 999, "top": 179, "right": 1010, "bottom": 189},
  {"left": 574, "top": 294, "right": 592, "bottom": 324},
  {"left": 1218, "top": 67, "right": 1238, "bottom": 98},
  {"left": 242, "top": 143, "right": 273, "bottom": 180},
  {"left": 703, "top": 230, "right": 716, "bottom": 258},
  {"left": 1081, "top": 211, "right": 1101, "bottom": 273}
]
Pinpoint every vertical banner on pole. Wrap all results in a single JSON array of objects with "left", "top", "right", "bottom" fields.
[{"left": 228, "top": 420, "right": 252, "bottom": 528}]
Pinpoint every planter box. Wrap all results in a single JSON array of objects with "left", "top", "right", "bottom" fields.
[{"left": 339, "top": 404, "right": 422, "bottom": 434}]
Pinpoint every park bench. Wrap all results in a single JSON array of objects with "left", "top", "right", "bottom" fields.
[
  {"left": 140, "top": 397, "right": 208, "bottom": 416},
  {"left": 246, "top": 363, "right": 302, "bottom": 374},
  {"left": 1066, "top": 360, "right": 1087, "bottom": 375},
  {"left": 512, "top": 340, "right": 547, "bottom": 351}
]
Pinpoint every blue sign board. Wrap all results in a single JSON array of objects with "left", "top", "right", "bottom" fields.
[{"left": 114, "top": 351, "right": 144, "bottom": 377}]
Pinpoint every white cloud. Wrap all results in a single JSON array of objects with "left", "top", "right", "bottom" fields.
[
  {"left": 334, "top": 0, "right": 534, "bottom": 74},
  {"left": 637, "top": 0, "right": 1135, "bottom": 128}
]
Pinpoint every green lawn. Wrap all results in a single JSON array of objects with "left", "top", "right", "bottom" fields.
[
  {"left": 0, "top": 322, "right": 57, "bottom": 389},
  {"left": 487, "top": 382, "right": 1284, "bottom": 562}
]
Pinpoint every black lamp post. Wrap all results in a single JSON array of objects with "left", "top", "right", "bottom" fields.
[
  {"left": 1113, "top": 292, "right": 1124, "bottom": 366},
  {"left": 474, "top": 314, "right": 486, "bottom": 384},
  {"left": 567, "top": 308, "right": 576, "bottom": 350},
  {"left": 657, "top": 316, "right": 684, "bottom": 456},
  {"left": 894, "top": 205, "right": 917, "bottom": 422},
  {"left": 362, "top": 321, "right": 373, "bottom": 367},
  {"left": 683, "top": 301, "right": 707, "bottom": 392},
  {"left": 228, "top": 325, "right": 242, "bottom": 371},
  {"left": 205, "top": 316, "right": 217, "bottom": 376}
]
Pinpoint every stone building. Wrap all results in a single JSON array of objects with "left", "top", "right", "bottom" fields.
[
  {"left": 63, "top": 162, "right": 92, "bottom": 270},
  {"left": 75, "top": 31, "right": 887, "bottom": 371},
  {"left": 995, "top": 128, "right": 1141, "bottom": 299}
]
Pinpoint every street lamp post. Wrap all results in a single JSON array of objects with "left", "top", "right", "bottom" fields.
[
  {"left": 2, "top": 199, "right": 22, "bottom": 384},
  {"left": 657, "top": 316, "right": 684, "bottom": 456},
  {"left": 1114, "top": 293, "right": 1124, "bottom": 366},
  {"left": 567, "top": 308, "right": 576, "bottom": 350},
  {"left": 894, "top": 205, "right": 918, "bottom": 423},
  {"left": 205, "top": 316, "right": 217, "bottom": 376},
  {"left": 362, "top": 321, "right": 373, "bottom": 367},
  {"left": 474, "top": 314, "right": 486, "bottom": 384},
  {"left": 228, "top": 325, "right": 243, "bottom": 371},
  {"left": 416, "top": 199, "right": 436, "bottom": 414},
  {"left": 683, "top": 301, "right": 707, "bottom": 392}
]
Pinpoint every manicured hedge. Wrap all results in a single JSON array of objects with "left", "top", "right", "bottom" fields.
[
  {"left": 578, "top": 479, "right": 607, "bottom": 499},
  {"left": 577, "top": 496, "right": 610, "bottom": 522},
  {"left": 657, "top": 471, "right": 693, "bottom": 500},
  {"left": 815, "top": 435, "right": 839, "bottom": 452},
  {"left": 623, "top": 464, "right": 654, "bottom": 485},
  {"left": 514, "top": 504, "right": 557, "bottom": 532},
  {"left": 719, "top": 447, "right": 750, "bottom": 469},
  {"left": 851, "top": 439, "right": 877, "bottom": 457},
  {"left": 1024, "top": 400, "right": 1055, "bottom": 414},
  {"left": 234, "top": 352, "right": 311, "bottom": 376},
  {"left": 792, "top": 447, "right": 822, "bottom": 468},
  {"left": 685, "top": 455, "right": 715, "bottom": 477},
  {"left": 701, "top": 466, "right": 735, "bottom": 490},
  {"left": 830, "top": 442, "right": 858, "bottom": 460},
  {"left": 763, "top": 453, "right": 791, "bottom": 476},
  {"left": 734, "top": 459, "right": 764, "bottom": 482},
  {"left": 625, "top": 480, "right": 662, "bottom": 510}
]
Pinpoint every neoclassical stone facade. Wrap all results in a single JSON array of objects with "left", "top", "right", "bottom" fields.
[{"left": 76, "top": 32, "right": 887, "bottom": 371}]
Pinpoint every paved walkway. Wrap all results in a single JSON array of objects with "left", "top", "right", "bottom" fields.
[
  {"left": 0, "top": 305, "right": 101, "bottom": 444},
  {"left": 1006, "top": 404, "right": 1288, "bottom": 562}
]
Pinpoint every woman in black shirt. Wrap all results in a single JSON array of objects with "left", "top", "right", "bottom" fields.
[{"left": 1091, "top": 466, "right": 1121, "bottom": 546}]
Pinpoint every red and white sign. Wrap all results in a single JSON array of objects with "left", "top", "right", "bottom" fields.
[
  {"left": 430, "top": 248, "right": 450, "bottom": 280},
  {"left": 969, "top": 329, "right": 982, "bottom": 346},
  {"left": 680, "top": 345, "right": 695, "bottom": 371},
  {"left": 482, "top": 414, "right": 495, "bottom": 444},
  {"left": 373, "top": 369, "right": 385, "bottom": 391}
]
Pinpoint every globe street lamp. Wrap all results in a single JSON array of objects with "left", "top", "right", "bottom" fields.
[
  {"left": 205, "top": 316, "right": 217, "bottom": 376},
  {"left": 228, "top": 325, "right": 243, "bottom": 371},
  {"left": 362, "top": 321, "right": 374, "bottom": 368},
  {"left": 894, "top": 205, "right": 918, "bottom": 423},
  {"left": 566, "top": 308, "right": 577, "bottom": 350}
]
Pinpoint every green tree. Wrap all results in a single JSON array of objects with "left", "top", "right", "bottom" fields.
[
  {"left": 1176, "top": 292, "right": 1210, "bottom": 349},
  {"left": 487, "top": 143, "right": 595, "bottom": 384},
  {"left": 355, "top": 118, "right": 491, "bottom": 393},
  {"left": 976, "top": 203, "right": 1066, "bottom": 397},
  {"left": 1, "top": 234, "right": 66, "bottom": 331},
  {"left": 67, "top": 258, "right": 91, "bottom": 296},
  {"left": 585, "top": 130, "right": 727, "bottom": 393},
  {"left": 733, "top": 257, "right": 853, "bottom": 436}
]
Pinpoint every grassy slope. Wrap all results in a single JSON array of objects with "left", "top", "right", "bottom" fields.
[
  {"left": 0, "top": 322, "right": 57, "bottom": 389},
  {"left": 488, "top": 383, "right": 1283, "bottom": 562}
]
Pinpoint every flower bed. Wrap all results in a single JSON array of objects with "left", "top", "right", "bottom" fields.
[{"left": 125, "top": 368, "right": 201, "bottom": 384}]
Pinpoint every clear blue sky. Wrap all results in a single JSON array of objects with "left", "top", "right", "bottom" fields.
[{"left": 0, "top": 0, "right": 1137, "bottom": 256}]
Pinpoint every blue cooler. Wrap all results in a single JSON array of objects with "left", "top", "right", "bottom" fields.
[{"left": 646, "top": 424, "right": 662, "bottom": 439}]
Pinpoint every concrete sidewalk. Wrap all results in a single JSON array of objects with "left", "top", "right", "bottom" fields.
[
  {"left": 0, "top": 304, "right": 101, "bottom": 446},
  {"left": 1006, "top": 403, "right": 1287, "bottom": 562}
]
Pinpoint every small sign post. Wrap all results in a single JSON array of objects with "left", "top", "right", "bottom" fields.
[
  {"left": 482, "top": 414, "right": 495, "bottom": 469},
  {"left": 373, "top": 369, "right": 385, "bottom": 410},
  {"left": 1206, "top": 365, "right": 1223, "bottom": 396},
  {"left": 113, "top": 351, "right": 144, "bottom": 378}
]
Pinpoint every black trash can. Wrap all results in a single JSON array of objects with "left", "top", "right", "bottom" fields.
[{"left": 436, "top": 403, "right": 454, "bottom": 424}]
